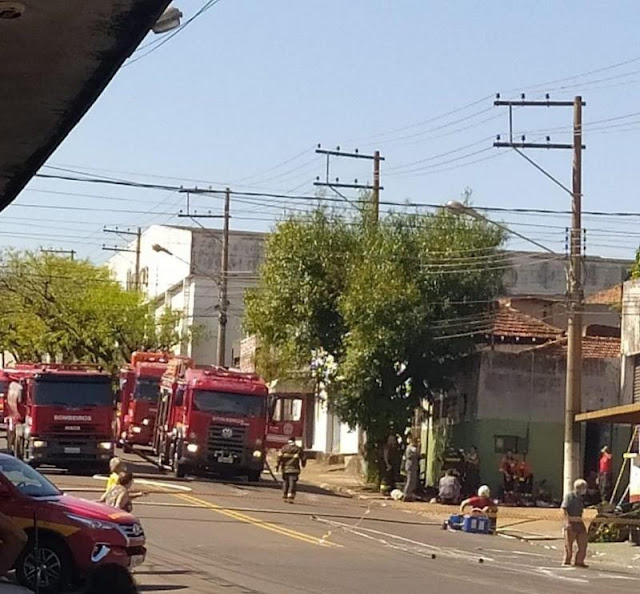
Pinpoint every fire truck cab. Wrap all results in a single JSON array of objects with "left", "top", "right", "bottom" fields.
[
  {"left": 154, "top": 359, "right": 268, "bottom": 481},
  {"left": 117, "top": 352, "right": 171, "bottom": 453},
  {"left": 5, "top": 364, "right": 115, "bottom": 474}
]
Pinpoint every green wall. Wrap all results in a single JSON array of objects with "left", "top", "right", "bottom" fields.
[{"left": 451, "top": 420, "right": 630, "bottom": 500}]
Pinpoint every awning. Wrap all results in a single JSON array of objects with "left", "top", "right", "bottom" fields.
[{"left": 575, "top": 403, "right": 640, "bottom": 425}]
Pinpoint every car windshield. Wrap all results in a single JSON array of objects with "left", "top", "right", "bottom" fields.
[
  {"left": 193, "top": 390, "right": 265, "bottom": 417},
  {"left": 0, "top": 456, "right": 60, "bottom": 498},
  {"left": 34, "top": 380, "right": 113, "bottom": 407},
  {"left": 134, "top": 379, "right": 160, "bottom": 402}
]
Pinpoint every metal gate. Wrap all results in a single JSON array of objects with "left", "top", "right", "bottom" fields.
[{"left": 634, "top": 355, "right": 640, "bottom": 403}]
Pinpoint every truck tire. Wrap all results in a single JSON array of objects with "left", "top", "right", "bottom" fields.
[
  {"left": 16, "top": 534, "right": 72, "bottom": 594},
  {"left": 123, "top": 442, "right": 133, "bottom": 454},
  {"left": 247, "top": 469, "right": 262, "bottom": 483}
]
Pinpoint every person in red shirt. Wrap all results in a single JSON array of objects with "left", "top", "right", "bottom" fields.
[
  {"left": 598, "top": 446, "right": 613, "bottom": 502},
  {"left": 459, "top": 485, "right": 497, "bottom": 514}
]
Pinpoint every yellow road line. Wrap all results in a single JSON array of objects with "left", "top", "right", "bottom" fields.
[{"left": 176, "top": 493, "right": 342, "bottom": 548}]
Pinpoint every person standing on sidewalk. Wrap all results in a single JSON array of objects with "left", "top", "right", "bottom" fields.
[
  {"left": 598, "top": 446, "right": 613, "bottom": 503},
  {"left": 403, "top": 437, "right": 422, "bottom": 502},
  {"left": 277, "top": 437, "right": 306, "bottom": 503},
  {"left": 562, "top": 478, "right": 589, "bottom": 568}
]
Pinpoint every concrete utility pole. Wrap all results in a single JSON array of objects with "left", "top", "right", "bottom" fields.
[
  {"left": 372, "top": 150, "right": 381, "bottom": 221},
  {"left": 564, "top": 96, "right": 584, "bottom": 496},
  {"left": 216, "top": 188, "right": 230, "bottom": 367},
  {"left": 102, "top": 227, "right": 143, "bottom": 290},
  {"left": 493, "top": 94, "right": 586, "bottom": 496},
  {"left": 314, "top": 145, "right": 384, "bottom": 221}
]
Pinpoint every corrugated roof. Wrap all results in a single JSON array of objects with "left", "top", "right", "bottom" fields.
[
  {"left": 490, "top": 304, "right": 563, "bottom": 339},
  {"left": 526, "top": 336, "right": 621, "bottom": 359},
  {"left": 586, "top": 284, "right": 622, "bottom": 305}
]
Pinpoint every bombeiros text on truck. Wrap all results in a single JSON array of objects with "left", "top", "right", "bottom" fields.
[
  {"left": 5, "top": 363, "right": 116, "bottom": 474},
  {"left": 117, "top": 351, "right": 174, "bottom": 453}
]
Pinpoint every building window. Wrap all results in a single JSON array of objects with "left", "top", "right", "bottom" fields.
[{"left": 494, "top": 435, "right": 528, "bottom": 454}]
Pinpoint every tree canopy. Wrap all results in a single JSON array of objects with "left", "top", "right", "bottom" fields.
[
  {"left": 632, "top": 248, "right": 640, "bottom": 280},
  {"left": 245, "top": 206, "right": 505, "bottom": 450},
  {"left": 0, "top": 251, "right": 188, "bottom": 372}
]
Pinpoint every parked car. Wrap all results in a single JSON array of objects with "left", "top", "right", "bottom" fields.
[{"left": 0, "top": 454, "right": 145, "bottom": 593}]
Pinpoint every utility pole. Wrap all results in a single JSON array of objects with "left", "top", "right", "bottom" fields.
[
  {"left": 314, "top": 145, "right": 384, "bottom": 221},
  {"left": 493, "top": 94, "right": 585, "bottom": 496},
  {"left": 216, "top": 188, "right": 230, "bottom": 367},
  {"left": 372, "top": 150, "right": 381, "bottom": 221},
  {"left": 102, "top": 227, "right": 142, "bottom": 290},
  {"left": 41, "top": 249, "right": 75, "bottom": 260}
]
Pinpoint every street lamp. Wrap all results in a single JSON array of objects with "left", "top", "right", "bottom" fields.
[
  {"left": 445, "top": 201, "right": 556, "bottom": 255},
  {"left": 152, "top": 243, "right": 173, "bottom": 256},
  {"left": 446, "top": 200, "right": 581, "bottom": 497},
  {"left": 152, "top": 6, "right": 183, "bottom": 34}
]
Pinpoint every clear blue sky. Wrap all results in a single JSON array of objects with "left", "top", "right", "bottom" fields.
[{"left": 4, "top": 0, "right": 640, "bottom": 261}]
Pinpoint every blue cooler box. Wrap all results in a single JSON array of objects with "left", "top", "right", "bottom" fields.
[{"left": 462, "top": 515, "right": 490, "bottom": 534}]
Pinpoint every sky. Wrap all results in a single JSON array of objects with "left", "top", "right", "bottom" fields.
[{"left": 4, "top": 0, "right": 640, "bottom": 262}]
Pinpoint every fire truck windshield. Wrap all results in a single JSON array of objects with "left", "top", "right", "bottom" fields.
[
  {"left": 134, "top": 379, "right": 160, "bottom": 401},
  {"left": 193, "top": 390, "right": 265, "bottom": 417},
  {"left": 33, "top": 380, "right": 113, "bottom": 407},
  {"left": 0, "top": 456, "right": 61, "bottom": 498}
]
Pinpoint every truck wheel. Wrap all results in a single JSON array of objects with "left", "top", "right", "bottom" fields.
[
  {"left": 123, "top": 442, "right": 133, "bottom": 454},
  {"left": 248, "top": 469, "right": 262, "bottom": 483},
  {"left": 16, "top": 535, "right": 72, "bottom": 594}
]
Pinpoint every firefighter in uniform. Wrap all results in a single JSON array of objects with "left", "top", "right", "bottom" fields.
[{"left": 276, "top": 437, "right": 306, "bottom": 503}]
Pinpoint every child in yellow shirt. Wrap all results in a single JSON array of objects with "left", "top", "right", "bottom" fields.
[{"left": 99, "top": 457, "right": 125, "bottom": 502}]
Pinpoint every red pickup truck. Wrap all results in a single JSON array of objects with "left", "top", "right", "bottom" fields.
[{"left": 0, "top": 453, "right": 145, "bottom": 593}]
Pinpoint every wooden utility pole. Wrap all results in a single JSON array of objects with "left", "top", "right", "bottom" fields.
[
  {"left": 314, "top": 145, "right": 384, "bottom": 220},
  {"left": 493, "top": 94, "right": 585, "bottom": 496},
  {"left": 216, "top": 188, "right": 230, "bottom": 367},
  {"left": 102, "top": 227, "right": 143, "bottom": 290}
]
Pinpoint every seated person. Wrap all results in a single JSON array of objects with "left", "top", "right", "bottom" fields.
[
  {"left": 460, "top": 485, "right": 497, "bottom": 515},
  {"left": 438, "top": 469, "right": 461, "bottom": 504},
  {"left": 500, "top": 451, "right": 516, "bottom": 493},
  {"left": 514, "top": 458, "right": 533, "bottom": 493}
]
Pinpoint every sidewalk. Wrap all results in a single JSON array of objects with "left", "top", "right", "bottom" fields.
[{"left": 300, "top": 459, "right": 591, "bottom": 540}]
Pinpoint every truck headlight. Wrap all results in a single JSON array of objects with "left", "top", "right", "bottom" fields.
[
  {"left": 142, "top": 418, "right": 150, "bottom": 426},
  {"left": 99, "top": 442, "right": 113, "bottom": 450},
  {"left": 252, "top": 450, "right": 263, "bottom": 458},
  {"left": 32, "top": 440, "right": 47, "bottom": 448},
  {"left": 131, "top": 426, "right": 142, "bottom": 434},
  {"left": 186, "top": 443, "right": 199, "bottom": 453}
]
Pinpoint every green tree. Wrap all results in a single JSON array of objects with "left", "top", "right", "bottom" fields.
[
  {"left": 0, "top": 251, "right": 191, "bottom": 372},
  {"left": 245, "top": 207, "right": 505, "bottom": 478},
  {"left": 631, "top": 248, "right": 640, "bottom": 279}
]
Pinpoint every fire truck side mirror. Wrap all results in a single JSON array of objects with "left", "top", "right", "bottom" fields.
[{"left": 174, "top": 387, "right": 185, "bottom": 408}]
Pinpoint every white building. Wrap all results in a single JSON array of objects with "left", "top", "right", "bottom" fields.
[{"left": 108, "top": 224, "right": 265, "bottom": 365}]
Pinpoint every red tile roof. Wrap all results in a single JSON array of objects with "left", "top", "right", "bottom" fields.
[
  {"left": 526, "top": 336, "right": 621, "bottom": 359},
  {"left": 490, "top": 304, "right": 563, "bottom": 339},
  {"left": 586, "top": 284, "right": 622, "bottom": 305}
]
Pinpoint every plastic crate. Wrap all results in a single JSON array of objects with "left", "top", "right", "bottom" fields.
[{"left": 462, "top": 515, "right": 491, "bottom": 534}]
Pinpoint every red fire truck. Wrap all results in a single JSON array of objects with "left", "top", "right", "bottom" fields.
[
  {"left": 117, "top": 352, "right": 172, "bottom": 453},
  {"left": 154, "top": 359, "right": 268, "bottom": 480},
  {"left": 5, "top": 364, "right": 116, "bottom": 474}
]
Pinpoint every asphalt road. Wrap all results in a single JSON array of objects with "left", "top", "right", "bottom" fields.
[{"left": 40, "top": 450, "right": 640, "bottom": 594}]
